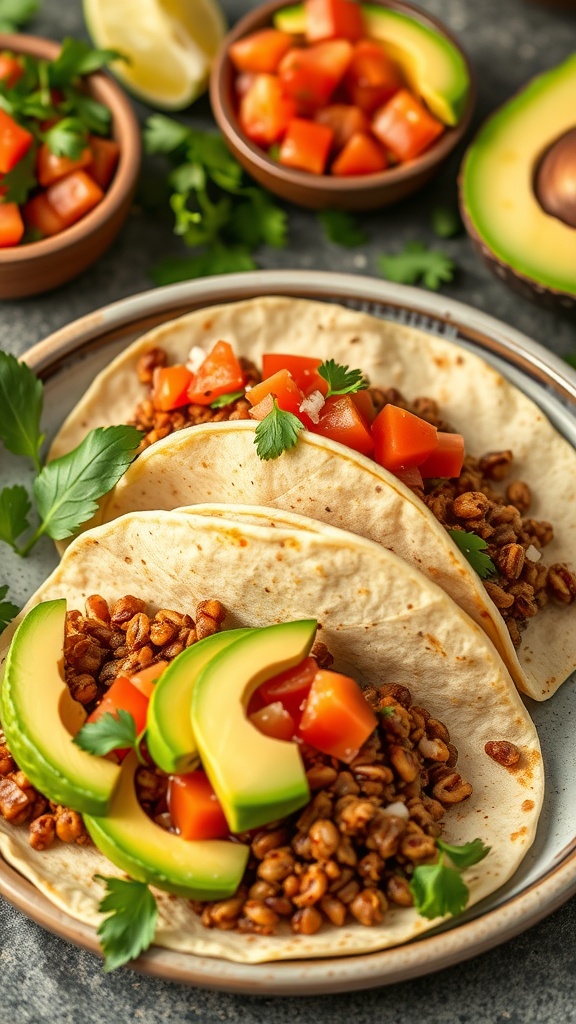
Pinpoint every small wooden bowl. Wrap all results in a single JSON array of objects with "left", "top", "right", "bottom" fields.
[
  {"left": 0, "top": 34, "right": 141, "bottom": 299},
  {"left": 210, "top": 0, "right": 475, "bottom": 211}
]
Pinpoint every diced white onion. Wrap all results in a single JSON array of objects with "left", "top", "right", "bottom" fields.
[
  {"left": 525, "top": 544, "right": 542, "bottom": 562},
  {"left": 299, "top": 389, "right": 325, "bottom": 425},
  {"left": 381, "top": 801, "right": 410, "bottom": 819},
  {"left": 186, "top": 346, "right": 207, "bottom": 373}
]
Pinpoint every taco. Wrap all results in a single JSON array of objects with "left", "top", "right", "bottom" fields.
[
  {"left": 0, "top": 508, "right": 542, "bottom": 967},
  {"left": 48, "top": 297, "right": 576, "bottom": 702}
]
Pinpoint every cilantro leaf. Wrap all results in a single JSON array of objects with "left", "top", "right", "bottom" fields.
[
  {"left": 378, "top": 241, "right": 455, "bottom": 291},
  {"left": 318, "top": 210, "right": 368, "bottom": 247},
  {"left": 65, "top": 91, "right": 111, "bottom": 136},
  {"left": 254, "top": 398, "right": 304, "bottom": 461},
  {"left": 0, "top": 0, "right": 40, "bottom": 31},
  {"left": 410, "top": 855, "right": 470, "bottom": 920},
  {"left": 0, "top": 485, "right": 31, "bottom": 551},
  {"left": 95, "top": 876, "right": 158, "bottom": 973},
  {"left": 144, "top": 114, "right": 191, "bottom": 154},
  {"left": 318, "top": 358, "right": 368, "bottom": 398},
  {"left": 74, "top": 709, "right": 138, "bottom": 757},
  {"left": 0, "top": 351, "right": 44, "bottom": 470},
  {"left": 49, "top": 39, "right": 125, "bottom": 88},
  {"left": 431, "top": 206, "right": 462, "bottom": 239},
  {"left": 32, "top": 425, "right": 142, "bottom": 543},
  {"left": 437, "top": 838, "right": 491, "bottom": 871},
  {"left": 0, "top": 143, "right": 37, "bottom": 204},
  {"left": 564, "top": 353, "right": 576, "bottom": 370},
  {"left": 210, "top": 391, "right": 245, "bottom": 409},
  {"left": 377, "top": 705, "right": 396, "bottom": 718},
  {"left": 0, "top": 584, "right": 19, "bottom": 631},
  {"left": 43, "top": 117, "right": 88, "bottom": 159},
  {"left": 151, "top": 247, "right": 256, "bottom": 286},
  {"left": 448, "top": 529, "right": 496, "bottom": 579}
]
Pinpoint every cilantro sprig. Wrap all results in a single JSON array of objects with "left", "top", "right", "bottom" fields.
[
  {"left": 0, "top": 0, "right": 40, "bottom": 33},
  {"left": 318, "top": 210, "right": 368, "bottom": 247},
  {"left": 73, "top": 709, "right": 144, "bottom": 761},
  {"left": 254, "top": 398, "right": 304, "bottom": 461},
  {"left": 210, "top": 390, "right": 245, "bottom": 409},
  {"left": 378, "top": 241, "right": 455, "bottom": 291},
  {"left": 410, "top": 838, "right": 490, "bottom": 920},
  {"left": 95, "top": 876, "right": 158, "bottom": 972},
  {"left": 318, "top": 358, "right": 368, "bottom": 399},
  {"left": 0, "top": 584, "right": 19, "bottom": 631},
  {"left": 448, "top": 529, "right": 496, "bottom": 579}
]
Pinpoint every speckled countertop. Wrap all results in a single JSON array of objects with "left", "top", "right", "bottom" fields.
[{"left": 1, "top": 0, "right": 576, "bottom": 1020}]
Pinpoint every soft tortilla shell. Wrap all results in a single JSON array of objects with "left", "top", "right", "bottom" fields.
[{"left": 0, "top": 510, "right": 542, "bottom": 963}]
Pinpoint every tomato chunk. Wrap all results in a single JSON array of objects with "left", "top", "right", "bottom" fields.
[
  {"left": 168, "top": 770, "right": 230, "bottom": 840},
  {"left": 239, "top": 73, "right": 296, "bottom": 147},
  {"left": 279, "top": 117, "right": 333, "bottom": 174},
  {"left": 152, "top": 364, "right": 194, "bottom": 411},
  {"left": 37, "top": 142, "right": 93, "bottom": 187},
  {"left": 351, "top": 389, "right": 377, "bottom": 424},
  {"left": 312, "top": 394, "right": 374, "bottom": 456},
  {"left": 45, "top": 169, "right": 104, "bottom": 228},
  {"left": 257, "top": 656, "right": 317, "bottom": 720},
  {"left": 298, "top": 670, "right": 377, "bottom": 762},
  {"left": 23, "top": 193, "right": 66, "bottom": 237},
  {"left": 87, "top": 675, "right": 149, "bottom": 758},
  {"left": 419, "top": 431, "right": 464, "bottom": 479},
  {"left": 0, "top": 54, "right": 24, "bottom": 88},
  {"left": 249, "top": 702, "right": 296, "bottom": 741},
  {"left": 278, "top": 40, "right": 353, "bottom": 114},
  {"left": 0, "top": 109, "right": 33, "bottom": 174},
  {"left": 314, "top": 103, "right": 369, "bottom": 153},
  {"left": 305, "top": 0, "right": 364, "bottom": 42},
  {"left": 247, "top": 368, "right": 304, "bottom": 417},
  {"left": 229, "top": 29, "right": 293, "bottom": 73},
  {"left": 372, "top": 89, "right": 445, "bottom": 162},
  {"left": 87, "top": 135, "right": 120, "bottom": 189},
  {"left": 394, "top": 464, "right": 424, "bottom": 490},
  {"left": 372, "top": 404, "right": 438, "bottom": 472},
  {"left": 331, "top": 131, "right": 387, "bottom": 175},
  {"left": 188, "top": 340, "right": 245, "bottom": 405},
  {"left": 262, "top": 353, "right": 325, "bottom": 395},
  {"left": 0, "top": 202, "right": 24, "bottom": 247},
  {"left": 127, "top": 661, "right": 168, "bottom": 699},
  {"left": 344, "top": 39, "right": 401, "bottom": 113}
]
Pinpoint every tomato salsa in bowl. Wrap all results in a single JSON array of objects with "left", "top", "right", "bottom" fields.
[
  {"left": 0, "top": 34, "right": 140, "bottom": 298},
  {"left": 210, "top": 0, "right": 475, "bottom": 210}
]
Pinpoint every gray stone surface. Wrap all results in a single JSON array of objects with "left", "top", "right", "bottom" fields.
[{"left": 1, "top": 0, "right": 576, "bottom": 1019}]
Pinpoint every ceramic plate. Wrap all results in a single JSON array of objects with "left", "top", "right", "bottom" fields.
[{"left": 1, "top": 271, "right": 575, "bottom": 994}]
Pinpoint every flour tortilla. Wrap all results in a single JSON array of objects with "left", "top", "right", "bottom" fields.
[
  {"left": 48, "top": 296, "right": 576, "bottom": 701},
  {"left": 0, "top": 509, "right": 542, "bottom": 964}
]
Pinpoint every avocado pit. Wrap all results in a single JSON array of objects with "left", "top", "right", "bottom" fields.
[{"left": 534, "top": 127, "right": 576, "bottom": 229}]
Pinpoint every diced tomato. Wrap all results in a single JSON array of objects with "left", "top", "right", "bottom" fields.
[
  {"left": 36, "top": 142, "right": 93, "bottom": 188},
  {"left": 419, "top": 432, "right": 464, "bottom": 479},
  {"left": 344, "top": 39, "right": 401, "bottom": 113},
  {"left": 0, "top": 202, "right": 24, "bottom": 247},
  {"left": 372, "top": 89, "right": 445, "bottom": 162},
  {"left": 394, "top": 464, "right": 424, "bottom": 490},
  {"left": 168, "top": 770, "right": 230, "bottom": 840},
  {"left": 23, "top": 193, "right": 67, "bottom": 237},
  {"left": 249, "top": 702, "right": 296, "bottom": 741},
  {"left": 372, "top": 404, "right": 438, "bottom": 472},
  {"left": 239, "top": 73, "right": 297, "bottom": 147},
  {"left": 279, "top": 117, "right": 333, "bottom": 174},
  {"left": 45, "top": 169, "right": 104, "bottom": 228},
  {"left": 298, "top": 669, "right": 377, "bottom": 762},
  {"left": 87, "top": 675, "right": 149, "bottom": 758},
  {"left": 314, "top": 103, "right": 369, "bottom": 153},
  {"left": 235, "top": 71, "right": 257, "bottom": 97},
  {"left": 351, "top": 389, "right": 377, "bottom": 424},
  {"left": 87, "top": 135, "right": 120, "bottom": 189},
  {"left": 278, "top": 40, "right": 353, "bottom": 115},
  {"left": 229, "top": 29, "right": 293, "bottom": 73},
  {"left": 0, "top": 54, "right": 24, "bottom": 88},
  {"left": 0, "top": 109, "right": 33, "bottom": 174},
  {"left": 127, "top": 661, "right": 168, "bottom": 699},
  {"left": 257, "top": 656, "right": 318, "bottom": 720},
  {"left": 262, "top": 354, "right": 326, "bottom": 395},
  {"left": 305, "top": 0, "right": 364, "bottom": 42},
  {"left": 331, "top": 131, "right": 387, "bottom": 175},
  {"left": 187, "top": 340, "right": 245, "bottom": 406},
  {"left": 312, "top": 394, "right": 374, "bottom": 456},
  {"left": 247, "top": 368, "right": 305, "bottom": 418},
  {"left": 152, "top": 364, "right": 194, "bottom": 411}
]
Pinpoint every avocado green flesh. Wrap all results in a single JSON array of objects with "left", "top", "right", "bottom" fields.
[
  {"left": 461, "top": 54, "right": 576, "bottom": 295},
  {"left": 84, "top": 753, "right": 249, "bottom": 900},
  {"left": 192, "top": 621, "right": 317, "bottom": 833},
  {"left": 1, "top": 601, "right": 120, "bottom": 816},
  {"left": 146, "top": 628, "right": 253, "bottom": 774},
  {"left": 273, "top": 3, "right": 469, "bottom": 125}
]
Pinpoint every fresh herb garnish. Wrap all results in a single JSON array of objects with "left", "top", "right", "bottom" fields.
[
  {"left": 318, "top": 209, "right": 368, "bottom": 247},
  {"left": 318, "top": 358, "right": 368, "bottom": 398},
  {"left": 0, "top": 485, "right": 31, "bottom": 552},
  {"left": 210, "top": 390, "right": 245, "bottom": 409},
  {"left": 0, "top": 351, "right": 44, "bottom": 470},
  {"left": 74, "top": 709, "right": 141, "bottom": 759},
  {"left": 1, "top": 144, "right": 37, "bottom": 204},
  {"left": 378, "top": 241, "right": 455, "bottom": 291},
  {"left": 42, "top": 116, "right": 89, "bottom": 160},
  {"left": 377, "top": 705, "right": 396, "bottom": 718},
  {"left": 254, "top": 398, "right": 304, "bottom": 461},
  {"left": 0, "top": 584, "right": 19, "bottom": 631},
  {"left": 431, "top": 206, "right": 461, "bottom": 239},
  {"left": 95, "top": 876, "right": 158, "bottom": 972},
  {"left": 0, "top": 0, "right": 40, "bottom": 32},
  {"left": 448, "top": 529, "right": 496, "bottom": 579},
  {"left": 410, "top": 837, "right": 490, "bottom": 919}
]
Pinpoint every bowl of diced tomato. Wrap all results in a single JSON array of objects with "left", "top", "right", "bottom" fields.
[
  {"left": 210, "top": 0, "right": 475, "bottom": 210},
  {"left": 0, "top": 34, "right": 140, "bottom": 299}
]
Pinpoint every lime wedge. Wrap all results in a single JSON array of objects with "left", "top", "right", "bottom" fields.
[{"left": 84, "top": 0, "right": 226, "bottom": 109}]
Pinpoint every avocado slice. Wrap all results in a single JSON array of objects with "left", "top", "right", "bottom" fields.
[
  {"left": 191, "top": 620, "right": 317, "bottom": 833},
  {"left": 460, "top": 54, "right": 576, "bottom": 301},
  {"left": 146, "top": 628, "right": 253, "bottom": 774},
  {"left": 84, "top": 752, "right": 249, "bottom": 900},
  {"left": 273, "top": 2, "right": 470, "bottom": 125},
  {"left": 0, "top": 601, "right": 120, "bottom": 816}
]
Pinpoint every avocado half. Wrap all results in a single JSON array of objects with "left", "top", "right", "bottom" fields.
[{"left": 459, "top": 53, "right": 576, "bottom": 307}]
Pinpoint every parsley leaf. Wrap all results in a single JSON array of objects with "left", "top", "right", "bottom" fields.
[
  {"left": 32, "top": 425, "right": 142, "bottom": 543},
  {"left": 448, "top": 529, "right": 496, "bottom": 579},
  {"left": 254, "top": 398, "right": 304, "bottom": 461},
  {"left": 144, "top": 114, "right": 194, "bottom": 154},
  {"left": 151, "top": 246, "right": 256, "bottom": 286},
  {"left": 95, "top": 876, "right": 158, "bottom": 973},
  {"left": 0, "top": 584, "right": 19, "bottom": 631},
  {"left": 318, "top": 210, "right": 368, "bottom": 247},
  {"left": 49, "top": 39, "right": 125, "bottom": 88},
  {"left": 318, "top": 358, "right": 368, "bottom": 398},
  {"left": 1, "top": 142, "right": 37, "bottom": 204},
  {"left": 43, "top": 117, "right": 88, "bottom": 159},
  {"left": 210, "top": 390, "right": 245, "bottom": 409},
  {"left": 0, "top": 351, "right": 44, "bottom": 470},
  {"left": 410, "top": 854, "right": 470, "bottom": 920},
  {"left": 437, "top": 838, "right": 491, "bottom": 871},
  {"left": 0, "top": 0, "right": 40, "bottom": 31},
  {"left": 74, "top": 709, "right": 138, "bottom": 757},
  {"left": 431, "top": 206, "right": 462, "bottom": 239},
  {"left": 378, "top": 241, "right": 455, "bottom": 291},
  {"left": 0, "top": 485, "right": 31, "bottom": 551},
  {"left": 564, "top": 353, "right": 576, "bottom": 370}
]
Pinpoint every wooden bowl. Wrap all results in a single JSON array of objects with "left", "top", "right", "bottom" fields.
[
  {"left": 210, "top": 0, "right": 475, "bottom": 211},
  {"left": 0, "top": 34, "right": 141, "bottom": 299}
]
